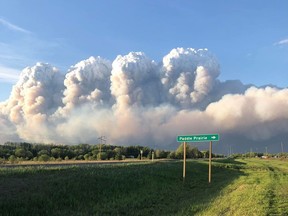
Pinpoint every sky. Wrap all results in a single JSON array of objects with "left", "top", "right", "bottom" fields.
[{"left": 0, "top": 0, "right": 288, "bottom": 153}]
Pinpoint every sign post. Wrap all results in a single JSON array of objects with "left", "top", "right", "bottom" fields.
[
  {"left": 209, "top": 141, "right": 212, "bottom": 183},
  {"left": 183, "top": 142, "right": 186, "bottom": 180},
  {"left": 177, "top": 134, "right": 219, "bottom": 183}
]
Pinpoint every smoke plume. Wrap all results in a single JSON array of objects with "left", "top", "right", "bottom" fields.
[{"left": 0, "top": 48, "right": 287, "bottom": 153}]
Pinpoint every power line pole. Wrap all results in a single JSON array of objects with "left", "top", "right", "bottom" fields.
[
  {"left": 281, "top": 142, "right": 284, "bottom": 153},
  {"left": 98, "top": 136, "right": 106, "bottom": 160}
]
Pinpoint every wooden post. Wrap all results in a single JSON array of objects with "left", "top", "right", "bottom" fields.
[
  {"left": 183, "top": 142, "right": 186, "bottom": 180},
  {"left": 209, "top": 141, "right": 212, "bottom": 183}
]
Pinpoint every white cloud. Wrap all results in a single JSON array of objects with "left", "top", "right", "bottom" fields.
[
  {"left": 0, "top": 65, "right": 20, "bottom": 83},
  {"left": 0, "top": 18, "right": 30, "bottom": 34},
  {"left": 274, "top": 38, "right": 288, "bottom": 46}
]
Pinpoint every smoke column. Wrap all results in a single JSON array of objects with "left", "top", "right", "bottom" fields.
[{"left": 1, "top": 48, "right": 288, "bottom": 152}]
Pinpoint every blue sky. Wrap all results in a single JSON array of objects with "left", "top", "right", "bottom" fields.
[{"left": 0, "top": 0, "right": 288, "bottom": 102}]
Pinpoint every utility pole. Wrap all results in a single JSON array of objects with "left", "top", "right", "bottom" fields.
[
  {"left": 281, "top": 142, "right": 284, "bottom": 153},
  {"left": 265, "top": 146, "right": 268, "bottom": 155},
  {"left": 98, "top": 136, "right": 106, "bottom": 160}
]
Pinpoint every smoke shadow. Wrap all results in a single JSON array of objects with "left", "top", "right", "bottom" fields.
[{"left": 168, "top": 159, "right": 246, "bottom": 215}]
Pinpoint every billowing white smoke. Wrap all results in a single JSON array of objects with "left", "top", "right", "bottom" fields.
[
  {"left": 0, "top": 63, "right": 64, "bottom": 142},
  {"left": 206, "top": 87, "right": 288, "bottom": 140},
  {"left": 0, "top": 48, "right": 287, "bottom": 152},
  {"left": 161, "top": 48, "right": 220, "bottom": 108},
  {"left": 110, "top": 52, "right": 160, "bottom": 110},
  {"left": 55, "top": 56, "right": 112, "bottom": 117},
  {"left": 0, "top": 112, "right": 19, "bottom": 143}
]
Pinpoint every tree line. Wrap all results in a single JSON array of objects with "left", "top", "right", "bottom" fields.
[
  {"left": 0, "top": 142, "right": 223, "bottom": 163},
  {"left": 229, "top": 152, "right": 288, "bottom": 159}
]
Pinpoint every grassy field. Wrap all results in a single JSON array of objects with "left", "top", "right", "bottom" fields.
[{"left": 0, "top": 159, "right": 287, "bottom": 216}]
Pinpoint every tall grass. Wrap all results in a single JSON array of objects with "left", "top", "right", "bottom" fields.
[
  {"left": 0, "top": 159, "right": 287, "bottom": 215},
  {"left": 196, "top": 159, "right": 288, "bottom": 216}
]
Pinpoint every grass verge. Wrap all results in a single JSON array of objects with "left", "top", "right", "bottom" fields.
[{"left": 0, "top": 159, "right": 287, "bottom": 215}]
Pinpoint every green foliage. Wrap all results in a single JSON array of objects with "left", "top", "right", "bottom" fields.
[
  {"left": 175, "top": 143, "right": 205, "bottom": 159},
  {"left": 8, "top": 155, "right": 17, "bottom": 163},
  {"left": 97, "top": 152, "right": 108, "bottom": 160},
  {"left": 0, "top": 141, "right": 218, "bottom": 162},
  {"left": 154, "top": 149, "right": 169, "bottom": 159},
  {"left": 15, "top": 148, "right": 27, "bottom": 158},
  {"left": 38, "top": 154, "right": 50, "bottom": 162},
  {"left": 51, "top": 148, "right": 62, "bottom": 158},
  {"left": 0, "top": 157, "right": 5, "bottom": 164},
  {"left": 168, "top": 151, "right": 176, "bottom": 159},
  {"left": 37, "top": 149, "right": 50, "bottom": 156},
  {"left": 84, "top": 154, "right": 90, "bottom": 160}
]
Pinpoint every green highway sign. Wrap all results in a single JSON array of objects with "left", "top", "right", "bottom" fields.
[{"left": 177, "top": 134, "right": 219, "bottom": 142}]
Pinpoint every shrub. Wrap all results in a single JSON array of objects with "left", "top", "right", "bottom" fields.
[
  {"left": 97, "top": 152, "right": 108, "bottom": 160},
  {"left": 38, "top": 154, "right": 50, "bottom": 162},
  {"left": 8, "top": 155, "right": 17, "bottom": 163}
]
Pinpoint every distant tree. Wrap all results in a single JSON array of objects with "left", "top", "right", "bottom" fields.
[
  {"left": 203, "top": 151, "right": 210, "bottom": 158},
  {"left": 8, "top": 155, "right": 17, "bottom": 163},
  {"left": 114, "top": 153, "right": 122, "bottom": 160},
  {"left": 38, "top": 149, "right": 50, "bottom": 156},
  {"left": 0, "top": 157, "right": 5, "bottom": 164},
  {"left": 155, "top": 150, "right": 170, "bottom": 159},
  {"left": 38, "top": 154, "right": 50, "bottom": 162},
  {"left": 51, "top": 148, "right": 62, "bottom": 158},
  {"left": 15, "top": 148, "right": 26, "bottom": 158},
  {"left": 97, "top": 152, "right": 107, "bottom": 160},
  {"left": 84, "top": 154, "right": 90, "bottom": 160},
  {"left": 92, "top": 149, "right": 99, "bottom": 157},
  {"left": 147, "top": 151, "right": 152, "bottom": 159},
  {"left": 0, "top": 146, "right": 6, "bottom": 158},
  {"left": 50, "top": 157, "right": 56, "bottom": 161},
  {"left": 19, "top": 142, "right": 33, "bottom": 151},
  {"left": 189, "top": 147, "right": 203, "bottom": 158},
  {"left": 25, "top": 151, "right": 33, "bottom": 160},
  {"left": 77, "top": 155, "right": 84, "bottom": 160},
  {"left": 175, "top": 143, "right": 187, "bottom": 159},
  {"left": 106, "top": 149, "right": 115, "bottom": 159},
  {"left": 168, "top": 151, "right": 176, "bottom": 159},
  {"left": 126, "top": 146, "right": 143, "bottom": 158},
  {"left": 113, "top": 147, "right": 123, "bottom": 160}
]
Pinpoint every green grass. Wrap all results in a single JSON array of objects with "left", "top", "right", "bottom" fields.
[
  {"left": 197, "top": 158, "right": 288, "bottom": 216},
  {"left": 0, "top": 159, "right": 287, "bottom": 215}
]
